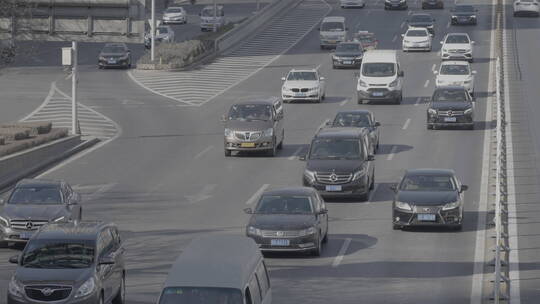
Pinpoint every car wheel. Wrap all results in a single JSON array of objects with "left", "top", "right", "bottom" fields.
[
  {"left": 311, "top": 234, "right": 322, "bottom": 256},
  {"left": 395, "top": 95, "right": 402, "bottom": 105},
  {"left": 452, "top": 224, "right": 463, "bottom": 231},
  {"left": 341, "top": 5, "right": 345, "bottom": 8},
  {"left": 370, "top": 174, "right": 375, "bottom": 190},
  {"left": 422, "top": 4, "right": 425, "bottom": 9},
  {"left": 224, "top": 149, "right": 231, "bottom": 157},
  {"left": 277, "top": 130, "right": 284, "bottom": 150},
  {"left": 376, "top": 140, "right": 380, "bottom": 153},
  {"left": 0, "top": 241, "right": 8, "bottom": 248},
  {"left": 112, "top": 275, "right": 125, "bottom": 304},
  {"left": 357, "top": 98, "right": 363, "bottom": 104},
  {"left": 322, "top": 228, "right": 328, "bottom": 243},
  {"left": 99, "top": 293, "right": 105, "bottom": 304}
]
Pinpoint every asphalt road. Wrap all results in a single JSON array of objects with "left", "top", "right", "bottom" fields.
[{"left": 0, "top": 0, "right": 498, "bottom": 303}]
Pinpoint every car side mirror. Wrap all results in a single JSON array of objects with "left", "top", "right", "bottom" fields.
[
  {"left": 374, "top": 121, "right": 381, "bottom": 127},
  {"left": 299, "top": 154, "right": 307, "bottom": 161},
  {"left": 325, "top": 120, "right": 332, "bottom": 126},
  {"left": 281, "top": 77, "right": 286, "bottom": 81},
  {"left": 9, "top": 255, "right": 19, "bottom": 264},
  {"left": 450, "top": 8, "right": 455, "bottom": 12},
  {"left": 318, "top": 27, "right": 321, "bottom": 31},
  {"left": 389, "top": 184, "right": 398, "bottom": 192},
  {"left": 353, "top": 72, "right": 360, "bottom": 78},
  {"left": 0, "top": 198, "right": 4, "bottom": 204},
  {"left": 68, "top": 193, "right": 81, "bottom": 205},
  {"left": 330, "top": 49, "right": 335, "bottom": 53},
  {"left": 472, "top": 70, "right": 477, "bottom": 74},
  {"left": 319, "top": 77, "right": 325, "bottom": 81},
  {"left": 471, "top": 41, "right": 475, "bottom": 44},
  {"left": 440, "top": 41, "right": 444, "bottom": 44},
  {"left": 460, "top": 185, "right": 469, "bottom": 192},
  {"left": 433, "top": 70, "right": 438, "bottom": 75},
  {"left": 398, "top": 70, "right": 404, "bottom": 77},
  {"left": 319, "top": 208, "right": 328, "bottom": 215},
  {"left": 243, "top": 208, "right": 253, "bottom": 214},
  {"left": 198, "top": 12, "right": 202, "bottom": 16},
  {"left": 99, "top": 255, "right": 115, "bottom": 265},
  {"left": 430, "top": 34, "right": 434, "bottom": 37},
  {"left": 401, "top": 34, "right": 404, "bottom": 38},
  {"left": 367, "top": 155, "right": 375, "bottom": 161},
  {"left": 345, "top": 27, "right": 349, "bottom": 31}
]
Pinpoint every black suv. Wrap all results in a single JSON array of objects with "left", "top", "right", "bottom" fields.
[
  {"left": 427, "top": 86, "right": 474, "bottom": 130},
  {"left": 7, "top": 221, "right": 125, "bottom": 304},
  {"left": 0, "top": 179, "right": 82, "bottom": 246},
  {"left": 450, "top": 5, "right": 478, "bottom": 25},
  {"left": 302, "top": 128, "right": 375, "bottom": 201}
]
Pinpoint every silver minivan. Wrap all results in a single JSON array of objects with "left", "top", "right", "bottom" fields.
[{"left": 157, "top": 235, "right": 272, "bottom": 304}]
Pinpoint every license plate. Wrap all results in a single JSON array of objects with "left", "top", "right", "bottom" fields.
[
  {"left": 296, "top": 92, "right": 306, "bottom": 97},
  {"left": 108, "top": 59, "right": 116, "bottom": 64},
  {"left": 325, "top": 185, "right": 342, "bottom": 192},
  {"left": 418, "top": 214, "right": 436, "bottom": 221},
  {"left": 240, "top": 142, "right": 256, "bottom": 148},
  {"left": 372, "top": 92, "right": 384, "bottom": 97},
  {"left": 328, "top": 40, "right": 336, "bottom": 43},
  {"left": 343, "top": 60, "right": 352, "bottom": 64},
  {"left": 444, "top": 117, "right": 457, "bottom": 122},
  {"left": 271, "top": 239, "right": 290, "bottom": 246},
  {"left": 19, "top": 232, "right": 34, "bottom": 240}
]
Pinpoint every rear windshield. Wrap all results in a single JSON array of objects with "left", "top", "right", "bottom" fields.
[
  {"left": 321, "top": 22, "right": 345, "bottom": 31},
  {"left": 432, "top": 89, "right": 468, "bottom": 102},
  {"left": 159, "top": 287, "right": 242, "bottom": 304},
  {"left": 361, "top": 62, "right": 395, "bottom": 77},
  {"left": 9, "top": 187, "right": 62, "bottom": 205}
]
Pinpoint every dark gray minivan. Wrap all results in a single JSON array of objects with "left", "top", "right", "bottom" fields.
[{"left": 158, "top": 235, "right": 271, "bottom": 304}]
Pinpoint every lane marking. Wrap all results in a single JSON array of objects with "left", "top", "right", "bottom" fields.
[
  {"left": 339, "top": 98, "right": 349, "bottom": 106},
  {"left": 386, "top": 145, "right": 398, "bottom": 161},
  {"left": 65, "top": 73, "right": 72, "bottom": 80},
  {"left": 194, "top": 145, "right": 214, "bottom": 159},
  {"left": 318, "top": 119, "right": 330, "bottom": 131},
  {"left": 400, "top": 21, "right": 405, "bottom": 28},
  {"left": 316, "top": 63, "right": 322, "bottom": 70},
  {"left": 414, "top": 97, "right": 421, "bottom": 106},
  {"left": 446, "top": 21, "right": 451, "bottom": 28},
  {"left": 402, "top": 118, "right": 411, "bottom": 130},
  {"left": 424, "top": 79, "right": 430, "bottom": 88},
  {"left": 332, "top": 238, "right": 352, "bottom": 267},
  {"left": 288, "top": 147, "right": 303, "bottom": 160},
  {"left": 245, "top": 184, "right": 270, "bottom": 205},
  {"left": 86, "top": 183, "right": 118, "bottom": 201},
  {"left": 392, "top": 35, "right": 397, "bottom": 42},
  {"left": 368, "top": 183, "right": 380, "bottom": 202},
  {"left": 408, "top": 10, "right": 412, "bottom": 15},
  {"left": 432, "top": 63, "right": 437, "bottom": 71}
]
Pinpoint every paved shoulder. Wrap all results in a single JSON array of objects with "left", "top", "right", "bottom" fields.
[{"left": 129, "top": 0, "right": 331, "bottom": 106}]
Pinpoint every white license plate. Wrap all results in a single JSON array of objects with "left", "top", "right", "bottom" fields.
[
  {"left": 325, "top": 185, "right": 342, "bottom": 192},
  {"left": 19, "top": 232, "right": 34, "bottom": 240},
  {"left": 372, "top": 92, "right": 384, "bottom": 97},
  {"left": 343, "top": 60, "right": 352, "bottom": 64},
  {"left": 418, "top": 214, "right": 436, "bottom": 221},
  {"left": 271, "top": 239, "right": 290, "bottom": 246},
  {"left": 444, "top": 117, "right": 457, "bottom": 122},
  {"left": 108, "top": 59, "right": 116, "bottom": 64}
]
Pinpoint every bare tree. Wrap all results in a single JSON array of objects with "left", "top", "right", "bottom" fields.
[{"left": 0, "top": 0, "right": 35, "bottom": 68}]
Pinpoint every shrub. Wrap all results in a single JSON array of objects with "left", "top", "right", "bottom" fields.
[
  {"left": 0, "top": 128, "right": 68, "bottom": 157},
  {"left": 0, "top": 128, "right": 30, "bottom": 141},
  {"left": 137, "top": 40, "right": 208, "bottom": 67},
  {"left": 1, "top": 121, "right": 52, "bottom": 135}
]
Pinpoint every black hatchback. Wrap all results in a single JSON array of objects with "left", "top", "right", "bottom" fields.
[{"left": 391, "top": 169, "right": 468, "bottom": 230}]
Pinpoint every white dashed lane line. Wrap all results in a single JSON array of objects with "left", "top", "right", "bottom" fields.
[
  {"left": 387, "top": 145, "right": 398, "bottom": 161},
  {"left": 402, "top": 118, "right": 411, "bottom": 130}
]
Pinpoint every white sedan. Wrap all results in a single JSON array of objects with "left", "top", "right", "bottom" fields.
[
  {"left": 513, "top": 0, "right": 540, "bottom": 16},
  {"left": 402, "top": 27, "right": 432, "bottom": 52},
  {"left": 162, "top": 7, "right": 188, "bottom": 24},
  {"left": 281, "top": 69, "right": 326, "bottom": 103},
  {"left": 434, "top": 61, "right": 476, "bottom": 95}
]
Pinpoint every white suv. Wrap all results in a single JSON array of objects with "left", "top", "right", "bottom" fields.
[
  {"left": 434, "top": 61, "right": 476, "bottom": 95},
  {"left": 402, "top": 27, "right": 433, "bottom": 52},
  {"left": 281, "top": 69, "right": 326, "bottom": 103},
  {"left": 440, "top": 33, "right": 474, "bottom": 62}
]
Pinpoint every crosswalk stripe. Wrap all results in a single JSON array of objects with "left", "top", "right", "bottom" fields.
[{"left": 129, "top": 0, "right": 331, "bottom": 106}]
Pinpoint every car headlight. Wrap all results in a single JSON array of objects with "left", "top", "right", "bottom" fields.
[
  {"left": 99, "top": 56, "right": 106, "bottom": 61},
  {"left": 53, "top": 216, "right": 65, "bottom": 223},
  {"left": 0, "top": 215, "right": 9, "bottom": 227},
  {"left": 464, "top": 108, "right": 473, "bottom": 115},
  {"left": 355, "top": 55, "right": 363, "bottom": 60},
  {"left": 263, "top": 128, "right": 274, "bottom": 137},
  {"left": 389, "top": 79, "right": 399, "bottom": 87},
  {"left": 299, "top": 227, "right": 316, "bottom": 236},
  {"left": 247, "top": 226, "right": 262, "bottom": 236},
  {"left": 427, "top": 25, "right": 434, "bottom": 28},
  {"left": 358, "top": 80, "right": 368, "bottom": 87},
  {"left": 395, "top": 201, "right": 412, "bottom": 211},
  {"left": 224, "top": 128, "right": 233, "bottom": 137},
  {"left": 282, "top": 86, "right": 290, "bottom": 92},
  {"left": 304, "top": 169, "right": 316, "bottom": 183},
  {"left": 442, "top": 48, "right": 448, "bottom": 52},
  {"left": 403, "top": 39, "right": 410, "bottom": 44},
  {"left": 352, "top": 168, "right": 366, "bottom": 181},
  {"left": 451, "top": 15, "right": 458, "bottom": 18},
  {"left": 442, "top": 200, "right": 460, "bottom": 210},
  {"left": 310, "top": 87, "right": 319, "bottom": 92},
  {"left": 8, "top": 277, "right": 23, "bottom": 298},
  {"left": 428, "top": 108, "right": 438, "bottom": 115},
  {"left": 75, "top": 277, "right": 96, "bottom": 298}
]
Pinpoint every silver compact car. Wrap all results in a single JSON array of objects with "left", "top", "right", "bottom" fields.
[{"left": 223, "top": 98, "right": 285, "bottom": 157}]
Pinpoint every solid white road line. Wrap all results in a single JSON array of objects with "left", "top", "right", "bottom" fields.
[
  {"left": 402, "top": 118, "right": 411, "bottom": 130},
  {"left": 194, "top": 145, "right": 214, "bottom": 159},
  {"left": 446, "top": 21, "right": 451, "bottom": 28},
  {"left": 386, "top": 146, "right": 398, "bottom": 161},
  {"left": 332, "top": 238, "right": 352, "bottom": 267},
  {"left": 414, "top": 97, "right": 421, "bottom": 106},
  {"left": 245, "top": 184, "right": 270, "bottom": 205},
  {"left": 288, "top": 147, "right": 304, "bottom": 160},
  {"left": 424, "top": 79, "right": 430, "bottom": 88},
  {"left": 340, "top": 98, "right": 349, "bottom": 106}
]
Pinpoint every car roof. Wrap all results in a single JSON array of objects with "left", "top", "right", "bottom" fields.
[
  {"left": 262, "top": 187, "right": 317, "bottom": 197},
  {"left": 334, "top": 109, "right": 372, "bottom": 116},
  {"left": 441, "top": 60, "right": 470, "bottom": 66},
  {"left": 322, "top": 16, "right": 345, "bottom": 22},
  {"left": 405, "top": 168, "right": 456, "bottom": 176},
  {"left": 232, "top": 99, "right": 275, "bottom": 106},
  {"left": 16, "top": 178, "right": 62, "bottom": 188},
  {"left": 315, "top": 127, "right": 366, "bottom": 139},
  {"left": 164, "top": 235, "right": 262, "bottom": 289},
  {"left": 362, "top": 50, "right": 396, "bottom": 62},
  {"left": 34, "top": 221, "right": 111, "bottom": 241}
]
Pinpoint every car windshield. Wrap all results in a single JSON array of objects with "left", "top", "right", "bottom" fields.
[
  {"left": 361, "top": 63, "right": 395, "bottom": 77},
  {"left": 21, "top": 239, "right": 95, "bottom": 269},
  {"left": 332, "top": 113, "right": 371, "bottom": 128},
  {"left": 101, "top": 46, "right": 125, "bottom": 53},
  {"left": 440, "top": 64, "right": 469, "bottom": 75},
  {"left": 400, "top": 174, "right": 456, "bottom": 191},
  {"left": 287, "top": 71, "right": 318, "bottom": 81},
  {"left": 166, "top": 8, "right": 183, "bottom": 13},
  {"left": 201, "top": 8, "right": 221, "bottom": 17},
  {"left": 8, "top": 187, "right": 62, "bottom": 205},
  {"left": 455, "top": 5, "right": 474, "bottom": 11},
  {"left": 321, "top": 22, "right": 344, "bottom": 31},
  {"left": 157, "top": 27, "right": 169, "bottom": 34},
  {"left": 446, "top": 35, "right": 470, "bottom": 44},
  {"left": 309, "top": 138, "right": 362, "bottom": 160},
  {"left": 410, "top": 15, "right": 432, "bottom": 22},
  {"left": 336, "top": 43, "right": 361, "bottom": 52},
  {"left": 407, "top": 30, "right": 428, "bottom": 37},
  {"left": 228, "top": 104, "right": 272, "bottom": 121},
  {"left": 159, "top": 287, "right": 242, "bottom": 304},
  {"left": 433, "top": 89, "right": 468, "bottom": 102},
  {"left": 255, "top": 195, "right": 313, "bottom": 214}
]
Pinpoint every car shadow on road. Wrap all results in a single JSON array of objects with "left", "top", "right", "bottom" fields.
[
  {"left": 231, "top": 143, "right": 308, "bottom": 159},
  {"left": 376, "top": 144, "right": 413, "bottom": 155}
]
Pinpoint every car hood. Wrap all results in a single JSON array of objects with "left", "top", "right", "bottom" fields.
[
  {"left": 306, "top": 159, "right": 363, "bottom": 173},
  {"left": 1, "top": 204, "right": 66, "bottom": 221},
  {"left": 334, "top": 51, "right": 363, "bottom": 57},
  {"left": 403, "top": 36, "right": 430, "bottom": 42},
  {"left": 249, "top": 214, "right": 316, "bottom": 230},
  {"left": 430, "top": 101, "right": 472, "bottom": 111},
  {"left": 408, "top": 22, "right": 433, "bottom": 27},
  {"left": 164, "top": 12, "right": 185, "bottom": 17},
  {"left": 396, "top": 191, "right": 459, "bottom": 205},
  {"left": 443, "top": 43, "right": 471, "bottom": 50},
  {"left": 225, "top": 119, "right": 272, "bottom": 131},
  {"left": 16, "top": 267, "right": 93, "bottom": 286},
  {"left": 361, "top": 75, "right": 396, "bottom": 85},
  {"left": 284, "top": 80, "right": 319, "bottom": 88}
]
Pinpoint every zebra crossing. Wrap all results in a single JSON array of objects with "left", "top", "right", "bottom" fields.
[
  {"left": 129, "top": 0, "right": 331, "bottom": 106},
  {"left": 20, "top": 82, "right": 119, "bottom": 141}
]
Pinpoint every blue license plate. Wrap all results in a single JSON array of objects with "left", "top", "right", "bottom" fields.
[
  {"left": 444, "top": 117, "right": 457, "bottom": 122},
  {"left": 418, "top": 214, "right": 436, "bottom": 221},
  {"left": 271, "top": 239, "right": 290, "bottom": 246},
  {"left": 108, "top": 59, "right": 116, "bottom": 64},
  {"left": 372, "top": 92, "right": 384, "bottom": 97},
  {"left": 343, "top": 60, "right": 352, "bottom": 64},
  {"left": 19, "top": 232, "right": 34, "bottom": 240},
  {"left": 325, "top": 185, "right": 342, "bottom": 192}
]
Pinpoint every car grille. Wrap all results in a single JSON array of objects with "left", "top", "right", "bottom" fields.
[
  {"left": 413, "top": 206, "right": 440, "bottom": 213},
  {"left": 262, "top": 230, "right": 301, "bottom": 238},
  {"left": 234, "top": 131, "right": 262, "bottom": 141},
  {"left": 448, "top": 49, "right": 468, "bottom": 53},
  {"left": 25, "top": 285, "right": 72, "bottom": 301},
  {"left": 10, "top": 220, "right": 48, "bottom": 231},
  {"left": 438, "top": 110, "right": 465, "bottom": 116},
  {"left": 369, "top": 84, "right": 387, "bottom": 87},
  {"left": 316, "top": 172, "right": 352, "bottom": 184},
  {"left": 291, "top": 88, "right": 310, "bottom": 92}
]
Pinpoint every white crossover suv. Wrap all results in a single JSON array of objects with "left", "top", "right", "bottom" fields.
[
  {"left": 434, "top": 61, "right": 476, "bottom": 95},
  {"left": 281, "top": 69, "right": 326, "bottom": 103},
  {"left": 440, "top": 33, "right": 474, "bottom": 62}
]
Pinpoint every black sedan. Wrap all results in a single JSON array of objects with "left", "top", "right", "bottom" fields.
[
  {"left": 98, "top": 43, "right": 132, "bottom": 69},
  {"left": 244, "top": 187, "right": 328, "bottom": 256},
  {"left": 384, "top": 0, "right": 408, "bottom": 10},
  {"left": 331, "top": 41, "right": 364, "bottom": 69},
  {"left": 451, "top": 5, "right": 478, "bottom": 25},
  {"left": 407, "top": 13, "right": 436, "bottom": 35},
  {"left": 391, "top": 169, "right": 468, "bottom": 230},
  {"left": 328, "top": 110, "right": 380, "bottom": 154},
  {"left": 427, "top": 86, "right": 475, "bottom": 130},
  {"left": 422, "top": 0, "right": 444, "bottom": 9}
]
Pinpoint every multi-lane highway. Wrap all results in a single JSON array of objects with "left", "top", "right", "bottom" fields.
[{"left": 1, "top": 0, "right": 531, "bottom": 302}]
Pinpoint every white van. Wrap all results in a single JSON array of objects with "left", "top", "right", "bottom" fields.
[
  {"left": 319, "top": 16, "right": 347, "bottom": 49},
  {"left": 200, "top": 5, "right": 226, "bottom": 31},
  {"left": 356, "top": 50, "right": 404, "bottom": 104},
  {"left": 158, "top": 235, "right": 272, "bottom": 304}
]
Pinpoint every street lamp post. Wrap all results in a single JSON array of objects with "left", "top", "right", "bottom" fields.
[
  {"left": 213, "top": 0, "right": 217, "bottom": 32},
  {"left": 71, "top": 41, "right": 79, "bottom": 135},
  {"left": 151, "top": 0, "right": 156, "bottom": 61}
]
